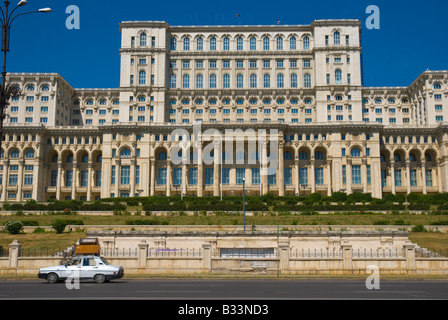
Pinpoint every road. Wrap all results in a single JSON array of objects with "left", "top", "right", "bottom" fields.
[{"left": 0, "top": 278, "right": 447, "bottom": 300}]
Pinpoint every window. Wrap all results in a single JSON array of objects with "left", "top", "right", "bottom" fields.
[
  {"left": 209, "top": 74, "right": 217, "bottom": 88},
  {"left": 304, "top": 74, "right": 311, "bottom": 88},
  {"left": 284, "top": 168, "right": 292, "bottom": 185},
  {"left": 315, "top": 168, "right": 324, "bottom": 185},
  {"left": 236, "top": 74, "right": 244, "bottom": 88},
  {"left": 139, "top": 71, "right": 146, "bottom": 85},
  {"left": 223, "top": 74, "right": 230, "bottom": 88},
  {"left": 236, "top": 168, "right": 245, "bottom": 185},
  {"left": 252, "top": 168, "right": 260, "bottom": 185},
  {"left": 290, "top": 36, "right": 296, "bottom": 50},
  {"left": 189, "top": 168, "right": 198, "bottom": 185},
  {"left": 182, "top": 74, "right": 190, "bottom": 88},
  {"left": 351, "top": 148, "right": 361, "bottom": 157},
  {"left": 395, "top": 170, "right": 402, "bottom": 187},
  {"left": 352, "top": 165, "right": 361, "bottom": 184},
  {"left": 426, "top": 169, "right": 433, "bottom": 187},
  {"left": 196, "top": 37, "right": 203, "bottom": 50},
  {"left": 276, "top": 37, "right": 283, "bottom": 50},
  {"left": 290, "top": 74, "right": 298, "bottom": 88},
  {"left": 250, "top": 37, "right": 256, "bottom": 50},
  {"left": 157, "top": 168, "right": 167, "bottom": 185},
  {"left": 121, "top": 149, "right": 131, "bottom": 158},
  {"left": 236, "top": 37, "right": 243, "bottom": 50},
  {"left": 263, "top": 36, "right": 270, "bottom": 50},
  {"left": 210, "top": 37, "right": 216, "bottom": 50},
  {"left": 205, "top": 168, "right": 214, "bottom": 185},
  {"left": 277, "top": 74, "right": 284, "bottom": 88},
  {"left": 196, "top": 74, "right": 203, "bottom": 88},
  {"left": 169, "top": 75, "right": 176, "bottom": 88},
  {"left": 223, "top": 37, "right": 230, "bottom": 50},
  {"left": 81, "top": 170, "right": 88, "bottom": 187},
  {"left": 173, "top": 168, "right": 182, "bottom": 186},
  {"left": 263, "top": 74, "right": 270, "bottom": 88},
  {"left": 299, "top": 167, "right": 308, "bottom": 185},
  {"left": 334, "top": 31, "right": 340, "bottom": 45},
  {"left": 335, "top": 69, "right": 342, "bottom": 84},
  {"left": 170, "top": 37, "right": 177, "bottom": 50},
  {"left": 303, "top": 36, "right": 310, "bottom": 50},
  {"left": 140, "top": 33, "right": 147, "bottom": 46},
  {"left": 183, "top": 37, "right": 190, "bottom": 51}
]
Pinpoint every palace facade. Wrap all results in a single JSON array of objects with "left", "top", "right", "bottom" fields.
[{"left": 1, "top": 19, "right": 448, "bottom": 202}]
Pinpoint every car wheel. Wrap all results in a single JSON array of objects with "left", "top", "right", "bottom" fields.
[
  {"left": 47, "top": 273, "right": 59, "bottom": 284},
  {"left": 94, "top": 274, "right": 106, "bottom": 284}
]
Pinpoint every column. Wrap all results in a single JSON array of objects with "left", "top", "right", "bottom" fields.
[
  {"left": 8, "top": 240, "right": 21, "bottom": 269},
  {"left": 130, "top": 159, "right": 136, "bottom": 197},
  {"left": 166, "top": 159, "right": 171, "bottom": 197},
  {"left": 278, "top": 142, "right": 284, "bottom": 196},
  {"left": 403, "top": 242, "right": 416, "bottom": 273},
  {"left": 310, "top": 160, "right": 315, "bottom": 194},
  {"left": 150, "top": 159, "right": 155, "bottom": 196},
  {"left": 213, "top": 143, "right": 220, "bottom": 196},
  {"left": 341, "top": 243, "right": 352, "bottom": 271},
  {"left": 294, "top": 158, "right": 299, "bottom": 195},
  {"left": 197, "top": 143, "right": 203, "bottom": 197},
  {"left": 437, "top": 162, "right": 443, "bottom": 192},
  {"left": 422, "top": 161, "right": 427, "bottom": 194},
  {"left": 346, "top": 159, "right": 352, "bottom": 194},
  {"left": 56, "top": 162, "right": 62, "bottom": 201},
  {"left": 202, "top": 242, "right": 212, "bottom": 273},
  {"left": 138, "top": 240, "right": 149, "bottom": 269},
  {"left": 406, "top": 162, "right": 411, "bottom": 194},
  {"left": 327, "top": 159, "right": 332, "bottom": 196},
  {"left": 1, "top": 160, "right": 9, "bottom": 202},
  {"left": 362, "top": 159, "right": 368, "bottom": 193},
  {"left": 114, "top": 159, "right": 120, "bottom": 198},
  {"left": 391, "top": 161, "right": 396, "bottom": 195},
  {"left": 278, "top": 240, "right": 290, "bottom": 274},
  {"left": 87, "top": 163, "right": 92, "bottom": 201},
  {"left": 17, "top": 160, "right": 24, "bottom": 202},
  {"left": 261, "top": 142, "right": 268, "bottom": 194},
  {"left": 71, "top": 163, "right": 78, "bottom": 200},
  {"left": 182, "top": 163, "right": 187, "bottom": 197},
  {"left": 32, "top": 159, "right": 41, "bottom": 200}
]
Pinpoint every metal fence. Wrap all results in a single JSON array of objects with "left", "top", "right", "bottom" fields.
[
  {"left": 101, "top": 248, "right": 139, "bottom": 257},
  {"left": 290, "top": 248, "right": 343, "bottom": 258},
  {"left": 352, "top": 248, "right": 406, "bottom": 258},
  {"left": 415, "top": 248, "right": 447, "bottom": 258},
  {"left": 19, "top": 248, "right": 68, "bottom": 258},
  {"left": 218, "top": 248, "right": 278, "bottom": 258},
  {"left": 148, "top": 248, "right": 203, "bottom": 257}
]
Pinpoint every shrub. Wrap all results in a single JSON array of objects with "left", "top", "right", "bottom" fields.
[
  {"left": 4, "top": 220, "right": 24, "bottom": 234},
  {"left": 51, "top": 220, "right": 68, "bottom": 234},
  {"left": 411, "top": 224, "right": 427, "bottom": 232}
]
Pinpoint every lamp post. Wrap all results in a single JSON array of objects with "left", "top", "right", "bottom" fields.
[{"left": 0, "top": 0, "right": 51, "bottom": 152}]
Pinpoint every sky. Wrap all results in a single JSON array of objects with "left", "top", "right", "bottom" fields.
[{"left": 4, "top": 0, "right": 448, "bottom": 89}]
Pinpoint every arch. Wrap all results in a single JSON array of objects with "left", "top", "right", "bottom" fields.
[
  {"left": 408, "top": 149, "right": 421, "bottom": 162},
  {"left": 393, "top": 149, "right": 406, "bottom": 162},
  {"left": 314, "top": 149, "right": 326, "bottom": 161},
  {"left": 24, "top": 148, "right": 35, "bottom": 159},
  {"left": 424, "top": 148, "right": 438, "bottom": 162},
  {"left": 298, "top": 147, "right": 311, "bottom": 160},
  {"left": 120, "top": 148, "right": 132, "bottom": 158},
  {"left": 48, "top": 150, "right": 58, "bottom": 163},
  {"left": 156, "top": 148, "right": 168, "bottom": 161},
  {"left": 9, "top": 149, "right": 20, "bottom": 159},
  {"left": 350, "top": 146, "right": 362, "bottom": 157},
  {"left": 139, "top": 32, "right": 147, "bottom": 46},
  {"left": 76, "top": 150, "right": 89, "bottom": 163},
  {"left": 284, "top": 150, "right": 293, "bottom": 160}
]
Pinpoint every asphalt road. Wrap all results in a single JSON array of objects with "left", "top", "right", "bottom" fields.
[{"left": 1, "top": 278, "right": 447, "bottom": 300}]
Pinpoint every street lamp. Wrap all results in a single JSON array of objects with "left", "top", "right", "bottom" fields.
[{"left": 0, "top": 0, "right": 51, "bottom": 152}]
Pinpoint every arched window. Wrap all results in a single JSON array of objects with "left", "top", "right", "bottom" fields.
[
  {"left": 334, "top": 31, "right": 340, "bottom": 45},
  {"left": 425, "top": 153, "right": 432, "bottom": 162},
  {"left": 304, "top": 73, "right": 311, "bottom": 88},
  {"left": 121, "top": 149, "right": 131, "bottom": 158},
  {"left": 263, "top": 74, "right": 270, "bottom": 88},
  {"left": 96, "top": 155, "right": 102, "bottom": 163},
  {"left": 41, "top": 85, "right": 50, "bottom": 91},
  {"left": 196, "top": 37, "right": 203, "bottom": 50},
  {"left": 236, "top": 37, "right": 243, "bottom": 50},
  {"left": 409, "top": 153, "right": 417, "bottom": 162},
  {"left": 380, "top": 154, "right": 386, "bottom": 162},
  {"left": 394, "top": 153, "right": 402, "bottom": 162},
  {"left": 196, "top": 74, "right": 203, "bottom": 88},
  {"left": 182, "top": 74, "right": 190, "bottom": 88},
  {"left": 223, "top": 37, "right": 230, "bottom": 50},
  {"left": 263, "top": 36, "right": 270, "bottom": 50},
  {"left": 10, "top": 149, "right": 19, "bottom": 159},
  {"left": 66, "top": 154, "right": 73, "bottom": 163},
  {"left": 290, "top": 74, "right": 298, "bottom": 88},
  {"left": 51, "top": 154, "right": 58, "bottom": 162},
  {"left": 139, "top": 71, "right": 146, "bottom": 85},
  {"left": 315, "top": 151, "right": 325, "bottom": 160},
  {"left": 303, "top": 36, "right": 310, "bottom": 50},
  {"left": 284, "top": 151, "right": 293, "bottom": 160},
  {"left": 250, "top": 37, "right": 256, "bottom": 50},
  {"left": 169, "top": 75, "right": 176, "bottom": 88},
  {"left": 82, "top": 154, "right": 89, "bottom": 162},
  {"left": 183, "top": 37, "right": 190, "bottom": 51},
  {"left": 223, "top": 74, "right": 230, "bottom": 88},
  {"left": 351, "top": 148, "right": 361, "bottom": 157},
  {"left": 140, "top": 33, "right": 147, "bottom": 46},
  {"left": 299, "top": 151, "right": 308, "bottom": 160},
  {"left": 250, "top": 74, "right": 257, "bottom": 88},
  {"left": 335, "top": 69, "right": 342, "bottom": 84},
  {"left": 277, "top": 74, "right": 284, "bottom": 88},
  {"left": 276, "top": 37, "right": 283, "bottom": 50},
  {"left": 210, "top": 37, "right": 216, "bottom": 50},
  {"left": 209, "top": 74, "right": 217, "bottom": 88},
  {"left": 170, "top": 37, "right": 177, "bottom": 50},
  {"left": 236, "top": 74, "right": 244, "bottom": 88},
  {"left": 290, "top": 36, "right": 296, "bottom": 50},
  {"left": 158, "top": 151, "right": 167, "bottom": 160},
  {"left": 25, "top": 149, "right": 34, "bottom": 159},
  {"left": 434, "top": 83, "right": 442, "bottom": 89}
]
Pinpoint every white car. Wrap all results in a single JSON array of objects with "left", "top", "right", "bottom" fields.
[{"left": 38, "top": 255, "right": 124, "bottom": 284}]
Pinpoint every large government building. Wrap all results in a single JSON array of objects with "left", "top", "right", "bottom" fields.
[{"left": 1, "top": 19, "right": 447, "bottom": 202}]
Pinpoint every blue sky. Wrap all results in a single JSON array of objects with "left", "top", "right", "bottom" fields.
[{"left": 5, "top": 0, "right": 448, "bottom": 88}]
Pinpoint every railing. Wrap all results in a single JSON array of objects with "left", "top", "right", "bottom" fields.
[
  {"left": 290, "top": 248, "right": 343, "bottom": 258},
  {"left": 148, "top": 248, "right": 202, "bottom": 257},
  {"left": 415, "top": 248, "right": 447, "bottom": 258},
  {"left": 352, "top": 248, "right": 406, "bottom": 258},
  {"left": 218, "top": 248, "right": 277, "bottom": 258},
  {"left": 101, "top": 248, "right": 139, "bottom": 257},
  {"left": 19, "top": 248, "right": 68, "bottom": 258}
]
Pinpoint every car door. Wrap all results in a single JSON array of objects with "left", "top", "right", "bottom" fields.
[
  {"left": 61, "top": 257, "right": 82, "bottom": 279},
  {"left": 80, "top": 257, "right": 98, "bottom": 279}
]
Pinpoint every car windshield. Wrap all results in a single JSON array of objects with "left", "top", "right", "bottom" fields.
[{"left": 99, "top": 257, "right": 110, "bottom": 265}]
